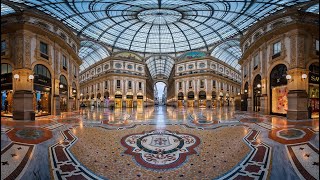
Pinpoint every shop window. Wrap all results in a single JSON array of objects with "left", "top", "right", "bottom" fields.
[
  {"left": 200, "top": 80, "right": 205, "bottom": 88},
  {"left": 179, "top": 82, "right": 182, "bottom": 90},
  {"left": 1, "top": 40, "right": 6, "bottom": 56},
  {"left": 117, "top": 80, "right": 120, "bottom": 88},
  {"left": 1, "top": 63, "right": 12, "bottom": 74},
  {"left": 62, "top": 55, "right": 67, "bottom": 70},
  {"left": 316, "top": 40, "right": 319, "bottom": 55},
  {"left": 254, "top": 54, "right": 259, "bottom": 70},
  {"left": 105, "top": 81, "right": 108, "bottom": 89},
  {"left": 272, "top": 41, "right": 281, "bottom": 58},
  {"left": 139, "top": 82, "right": 142, "bottom": 90},
  {"left": 128, "top": 81, "right": 132, "bottom": 89},
  {"left": 40, "top": 41, "right": 49, "bottom": 59}
]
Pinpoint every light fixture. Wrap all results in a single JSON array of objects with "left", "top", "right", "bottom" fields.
[
  {"left": 244, "top": 89, "right": 248, "bottom": 93},
  {"left": 29, "top": 74, "right": 34, "bottom": 80},
  {"left": 237, "top": 93, "right": 240, "bottom": 95},
  {"left": 73, "top": 89, "right": 76, "bottom": 93},
  {"left": 14, "top": 74, "right": 20, "bottom": 80},
  {"left": 59, "top": 84, "right": 63, "bottom": 88},
  {"left": 257, "top": 84, "right": 261, "bottom": 88},
  {"left": 80, "top": 93, "right": 83, "bottom": 96},
  {"left": 301, "top": 73, "right": 307, "bottom": 79},
  {"left": 286, "top": 74, "right": 292, "bottom": 80}
]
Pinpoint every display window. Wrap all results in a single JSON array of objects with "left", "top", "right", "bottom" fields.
[
  {"left": 1, "top": 90, "right": 13, "bottom": 116},
  {"left": 271, "top": 85, "right": 288, "bottom": 114},
  {"left": 137, "top": 95, "right": 143, "bottom": 108},
  {"left": 34, "top": 90, "right": 51, "bottom": 115}
]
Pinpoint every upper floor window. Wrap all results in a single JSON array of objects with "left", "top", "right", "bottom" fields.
[
  {"left": 87, "top": 87, "right": 88, "bottom": 93},
  {"left": 73, "top": 65, "right": 77, "bottom": 77},
  {"left": 212, "top": 80, "right": 216, "bottom": 88},
  {"left": 1, "top": 63, "right": 12, "bottom": 74},
  {"left": 200, "top": 80, "right": 205, "bottom": 88},
  {"left": 117, "top": 80, "right": 121, "bottom": 88},
  {"left": 226, "top": 84, "right": 229, "bottom": 91},
  {"left": 254, "top": 54, "right": 259, "bottom": 69},
  {"left": 97, "top": 83, "right": 100, "bottom": 90},
  {"left": 105, "top": 81, "right": 108, "bottom": 89},
  {"left": 179, "top": 82, "right": 182, "bottom": 89},
  {"left": 139, "top": 82, "right": 142, "bottom": 90},
  {"left": 272, "top": 41, "right": 281, "bottom": 58},
  {"left": 220, "top": 82, "right": 223, "bottom": 90},
  {"left": 62, "top": 55, "right": 67, "bottom": 70},
  {"left": 243, "top": 65, "right": 247, "bottom": 78},
  {"left": 128, "top": 81, "right": 132, "bottom": 89},
  {"left": 40, "top": 41, "right": 48, "bottom": 59},
  {"left": 91, "top": 85, "right": 94, "bottom": 91},
  {"left": 1, "top": 41, "right": 6, "bottom": 55},
  {"left": 189, "top": 80, "right": 192, "bottom": 88}
]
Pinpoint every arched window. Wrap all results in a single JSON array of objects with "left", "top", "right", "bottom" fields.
[
  {"left": 34, "top": 64, "right": 51, "bottom": 79},
  {"left": 1, "top": 63, "right": 12, "bottom": 74}
]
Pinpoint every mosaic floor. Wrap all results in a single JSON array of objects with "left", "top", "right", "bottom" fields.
[{"left": 1, "top": 106, "right": 319, "bottom": 180}]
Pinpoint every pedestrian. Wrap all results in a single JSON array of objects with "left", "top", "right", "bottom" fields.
[{"left": 4, "top": 100, "right": 8, "bottom": 113}]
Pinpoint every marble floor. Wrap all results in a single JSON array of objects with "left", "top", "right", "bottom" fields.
[{"left": 1, "top": 106, "right": 319, "bottom": 180}]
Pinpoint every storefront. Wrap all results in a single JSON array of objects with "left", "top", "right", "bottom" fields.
[
  {"left": 212, "top": 91, "right": 217, "bottom": 107},
  {"left": 178, "top": 92, "right": 184, "bottom": 107},
  {"left": 137, "top": 95, "right": 143, "bottom": 108},
  {"left": 90, "top": 94, "right": 95, "bottom": 106},
  {"left": 198, "top": 91, "right": 206, "bottom": 108},
  {"left": 253, "top": 75, "right": 262, "bottom": 112},
  {"left": 104, "top": 91, "right": 110, "bottom": 107},
  {"left": 1, "top": 63, "right": 13, "bottom": 116},
  {"left": 270, "top": 64, "right": 288, "bottom": 116},
  {"left": 126, "top": 94, "right": 133, "bottom": 108},
  {"left": 115, "top": 94, "right": 122, "bottom": 108},
  {"left": 33, "top": 64, "right": 52, "bottom": 116},
  {"left": 309, "top": 63, "right": 319, "bottom": 118},
  {"left": 97, "top": 93, "right": 101, "bottom": 107},
  {"left": 59, "top": 75, "right": 68, "bottom": 112},
  {"left": 187, "top": 91, "right": 194, "bottom": 107}
]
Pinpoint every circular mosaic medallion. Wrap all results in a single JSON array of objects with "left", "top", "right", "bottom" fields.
[
  {"left": 15, "top": 129, "right": 44, "bottom": 140},
  {"left": 121, "top": 130, "right": 200, "bottom": 169},
  {"left": 188, "top": 64, "right": 194, "bottom": 69},
  {"left": 240, "top": 118, "right": 263, "bottom": 123},
  {"left": 58, "top": 118, "right": 80, "bottom": 124},
  {"left": 115, "top": 63, "right": 122, "bottom": 68},
  {"left": 277, "top": 129, "right": 306, "bottom": 140}
]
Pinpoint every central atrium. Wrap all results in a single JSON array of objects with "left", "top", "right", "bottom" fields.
[{"left": 1, "top": 0, "right": 319, "bottom": 179}]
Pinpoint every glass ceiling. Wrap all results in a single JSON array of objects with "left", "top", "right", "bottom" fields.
[
  {"left": 1, "top": 3, "right": 15, "bottom": 16},
  {"left": 2, "top": 0, "right": 314, "bottom": 73},
  {"left": 211, "top": 40, "right": 242, "bottom": 70},
  {"left": 78, "top": 41, "right": 110, "bottom": 71},
  {"left": 306, "top": 4, "right": 319, "bottom": 14},
  {"left": 146, "top": 56, "right": 174, "bottom": 78}
]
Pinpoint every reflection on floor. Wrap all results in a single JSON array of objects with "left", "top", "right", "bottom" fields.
[{"left": 1, "top": 106, "right": 319, "bottom": 179}]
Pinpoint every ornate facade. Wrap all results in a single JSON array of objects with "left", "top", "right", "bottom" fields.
[
  {"left": 239, "top": 8, "right": 319, "bottom": 119},
  {"left": 1, "top": 12, "right": 82, "bottom": 119},
  {"left": 166, "top": 52, "right": 241, "bottom": 107},
  {"left": 79, "top": 52, "right": 154, "bottom": 108}
]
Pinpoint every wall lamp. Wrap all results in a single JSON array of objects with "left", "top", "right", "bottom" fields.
[
  {"left": 59, "top": 84, "right": 64, "bottom": 88},
  {"left": 286, "top": 74, "right": 293, "bottom": 82},
  {"left": 14, "top": 74, "right": 20, "bottom": 81},
  {"left": 28, "top": 74, "right": 34, "bottom": 82},
  {"left": 257, "top": 84, "right": 261, "bottom": 88},
  {"left": 244, "top": 89, "right": 248, "bottom": 93},
  {"left": 301, "top": 73, "right": 307, "bottom": 80}
]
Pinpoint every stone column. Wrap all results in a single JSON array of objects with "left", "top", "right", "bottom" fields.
[
  {"left": 260, "top": 78, "right": 268, "bottom": 114},
  {"left": 286, "top": 68, "right": 309, "bottom": 120}
]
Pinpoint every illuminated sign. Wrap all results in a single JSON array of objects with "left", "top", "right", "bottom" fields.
[{"left": 309, "top": 72, "right": 319, "bottom": 84}]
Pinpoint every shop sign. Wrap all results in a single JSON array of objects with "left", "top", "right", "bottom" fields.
[
  {"left": 137, "top": 95, "right": 143, "bottom": 99},
  {"left": 188, "top": 94, "right": 194, "bottom": 99},
  {"left": 115, "top": 95, "right": 122, "bottom": 98},
  {"left": 178, "top": 96, "right": 184, "bottom": 100},
  {"left": 126, "top": 95, "right": 133, "bottom": 99},
  {"left": 34, "top": 75, "right": 51, "bottom": 87},
  {"left": 199, "top": 95, "right": 206, "bottom": 99},
  {"left": 309, "top": 72, "right": 319, "bottom": 84}
]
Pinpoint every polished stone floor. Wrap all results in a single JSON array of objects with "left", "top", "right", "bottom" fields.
[{"left": 1, "top": 106, "right": 319, "bottom": 180}]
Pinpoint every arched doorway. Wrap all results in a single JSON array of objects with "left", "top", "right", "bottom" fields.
[
  {"left": 137, "top": 93, "right": 143, "bottom": 108},
  {"left": 104, "top": 91, "right": 110, "bottom": 107},
  {"left": 90, "top": 94, "right": 95, "bottom": 106},
  {"left": 187, "top": 91, "right": 194, "bottom": 107},
  {"left": 59, "top": 75, "right": 68, "bottom": 112},
  {"left": 126, "top": 92, "right": 133, "bottom": 108},
  {"left": 198, "top": 91, "right": 206, "bottom": 108},
  {"left": 178, "top": 92, "right": 184, "bottom": 107},
  {"left": 86, "top": 95, "right": 89, "bottom": 106},
  {"left": 270, "top": 64, "right": 288, "bottom": 115},
  {"left": 154, "top": 82, "right": 167, "bottom": 105},
  {"left": 97, "top": 93, "right": 101, "bottom": 107},
  {"left": 308, "top": 62, "right": 319, "bottom": 118},
  {"left": 33, "top": 64, "right": 52, "bottom": 115},
  {"left": 115, "top": 91, "right": 122, "bottom": 108},
  {"left": 1, "top": 63, "right": 13, "bottom": 116},
  {"left": 241, "top": 82, "right": 249, "bottom": 111},
  {"left": 253, "top": 75, "right": 262, "bottom": 112},
  {"left": 212, "top": 91, "right": 217, "bottom": 107}
]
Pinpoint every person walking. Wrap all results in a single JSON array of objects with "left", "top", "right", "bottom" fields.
[{"left": 4, "top": 100, "right": 8, "bottom": 113}]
